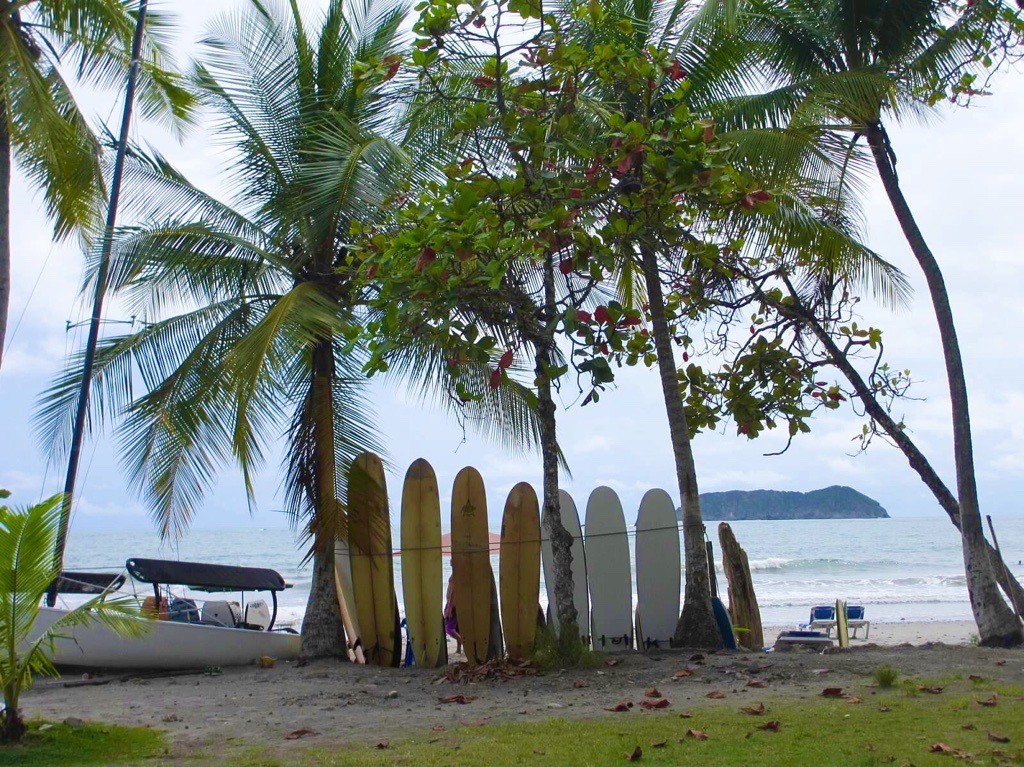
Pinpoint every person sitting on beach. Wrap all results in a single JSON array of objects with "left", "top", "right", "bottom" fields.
[{"left": 444, "top": 575, "right": 462, "bottom": 654}]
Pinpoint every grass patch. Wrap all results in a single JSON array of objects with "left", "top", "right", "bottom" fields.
[
  {"left": 873, "top": 665, "right": 899, "bottom": 688},
  {"left": 0, "top": 721, "right": 165, "bottom": 767},
  {"left": 529, "top": 622, "right": 597, "bottom": 671},
  {"left": 293, "top": 684, "right": 1024, "bottom": 767}
]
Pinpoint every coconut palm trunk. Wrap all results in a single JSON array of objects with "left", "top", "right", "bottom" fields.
[
  {"left": 0, "top": 109, "right": 10, "bottom": 370},
  {"left": 639, "top": 245, "right": 719, "bottom": 648},
  {"left": 299, "top": 337, "right": 347, "bottom": 657},
  {"left": 866, "top": 121, "right": 1022, "bottom": 647}
]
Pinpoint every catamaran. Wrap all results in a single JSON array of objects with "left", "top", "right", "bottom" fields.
[{"left": 34, "top": 558, "right": 301, "bottom": 670}]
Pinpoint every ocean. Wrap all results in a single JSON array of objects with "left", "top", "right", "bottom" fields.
[{"left": 61, "top": 516, "right": 1024, "bottom": 628}]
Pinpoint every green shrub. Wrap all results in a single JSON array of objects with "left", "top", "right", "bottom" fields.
[{"left": 873, "top": 666, "right": 899, "bottom": 688}]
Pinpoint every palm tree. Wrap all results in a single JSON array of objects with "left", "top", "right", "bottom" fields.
[
  {"left": 35, "top": 0, "right": 427, "bottom": 658},
  {"left": 0, "top": 0, "right": 191, "bottom": 370},
  {"left": 0, "top": 494, "right": 146, "bottom": 742},
  {"left": 709, "top": 0, "right": 1022, "bottom": 646}
]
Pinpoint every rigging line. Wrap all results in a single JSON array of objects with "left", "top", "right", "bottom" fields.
[{"left": 3, "top": 241, "right": 57, "bottom": 356}]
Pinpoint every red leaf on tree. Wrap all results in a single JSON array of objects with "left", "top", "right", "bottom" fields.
[
  {"left": 702, "top": 123, "right": 715, "bottom": 142},
  {"left": 489, "top": 369, "right": 502, "bottom": 389},
  {"left": 569, "top": 187, "right": 583, "bottom": 199},
  {"left": 498, "top": 349, "right": 514, "bottom": 369},
  {"left": 473, "top": 76, "right": 496, "bottom": 88},
  {"left": 595, "top": 306, "right": 612, "bottom": 325},
  {"left": 575, "top": 310, "right": 592, "bottom": 324},
  {"left": 668, "top": 60, "right": 686, "bottom": 81},
  {"left": 559, "top": 258, "right": 574, "bottom": 276}
]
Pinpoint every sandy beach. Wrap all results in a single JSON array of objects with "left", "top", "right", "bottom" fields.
[{"left": 22, "top": 619, "right": 1021, "bottom": 764}]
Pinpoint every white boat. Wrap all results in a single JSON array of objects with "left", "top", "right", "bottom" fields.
[{"left": 34, "top": 559, "right": 302, "bottom": 670}]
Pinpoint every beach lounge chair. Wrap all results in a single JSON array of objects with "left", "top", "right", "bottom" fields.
[
  {"left": 806, "top": 605, "right": 837, "bottom": 636},
  {"left": 846, "top": 605, "right": 870, "bottom": 639},
  {"left": 773, "top": 630, "right": 834, "bottom": 652}
]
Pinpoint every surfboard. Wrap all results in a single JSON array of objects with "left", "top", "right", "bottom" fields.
[
  {"left": 500, "top": 482, "right": 541, "bottom": 660},
  {"left": 347, "top": 452, "right": 399, "bottom": 666},
  {"left": 836, "top": 598, "right": 850, "bottom": 648},
  {"left": 540, "top": 490, "right": 589, "bottom": 642},
  {"left": 400, "top": 458, "right": 445, "bottom": 668},
  {"left": 585, "top": 486, "right": 633, "bottom": 652},
  {"left": 635, "top": 488, "right": 680, "bottom": 651},
  {"left": 333, "top": 538, "right": 365, "bottom": 663},
  {"left": 451, "top": 466, "right": 492, "bottom": 664},
  {"left": 712, "top": 595, "right": 737, "bottom": 650}
]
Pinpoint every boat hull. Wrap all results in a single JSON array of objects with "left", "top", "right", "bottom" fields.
[{"left": 32, "top": 607, "right": 302, "bottom": 670}]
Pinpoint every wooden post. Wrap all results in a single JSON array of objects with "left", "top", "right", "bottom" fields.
[
  {"left": 706, "top": 540, "right": 718, "bottom": 598},
  {"left": 718, "top": 523, "right": 764, "bottom": 649}
]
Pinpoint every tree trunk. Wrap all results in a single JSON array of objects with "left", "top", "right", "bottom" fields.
[
  {"left": 718, "top": 522, "right": 763, "bottom": 649},
  {"left": 0, "top": 687, "right": 25, "bottom": 744},
  {"left": 0, "top": 102, "right": 10, "bottom": 370},
  {"left": 773, "top": 284, "right": 1024, "bottom": 614},
  {"left": 867, "top": 123, "right": 1021, "bottom": 647},
  {"left": 639, "top": 245, "right": 720, "bottom": 649},
  {"left": 300, "top": 338, "right": 347, "bottom": 658},
  {"left": 536, "top": 255, "right": 577, "bottom": 635}
]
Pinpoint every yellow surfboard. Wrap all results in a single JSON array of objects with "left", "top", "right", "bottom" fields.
[
  {"left": 451, "top": 466, "right": 492, "bottom": 664},
  {"left": 500, "top": 482, "right": 540, "bottom": 660},
  {"left": 836, "top": 598, "right": 850, "bottom": 649},
  {"left": 334, "top": 538, "right": 365, "bottom": 664},
  {"left": 347, "top": 452, "right": 399, "bottom": 666},
  {"left": 401, "top": 458, "right": 445, "bottom": 668}
]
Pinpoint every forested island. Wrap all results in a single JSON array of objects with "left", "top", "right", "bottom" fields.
[{"left": 684, "top": 486, "right": 890, "bottom": 521}]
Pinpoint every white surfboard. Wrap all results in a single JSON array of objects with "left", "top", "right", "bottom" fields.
[
  {"left": 585, "top": 486, "right": 633, "bottom": 651},
  {"left": 635, "top": 488, "right": 680, "bottom": 651},
  {"left": 541, "top": 490, "right": 589, "bottom": 641}
]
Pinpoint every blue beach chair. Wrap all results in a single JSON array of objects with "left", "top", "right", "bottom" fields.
[
  {"left": 846, "top": 605, "right": 870, "bottom": 639},
  {"left": 805, "top": 605, "right": 837, "bottom": 636}
]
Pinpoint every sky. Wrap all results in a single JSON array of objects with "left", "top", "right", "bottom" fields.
[{"left": 0, "top": 1, "right": 1022, "bottom": 543}]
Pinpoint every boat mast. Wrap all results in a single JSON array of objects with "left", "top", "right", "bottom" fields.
[{"left": 48, "top": 0, "right": 150, "bottom": 606}]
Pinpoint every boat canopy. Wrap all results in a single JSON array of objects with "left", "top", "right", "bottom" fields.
[
  {"left": 125, "top": 558, "right": 289, "bottom": 593},
  {"left": 56, "top": 571, "right": 126, "bottom": 594}
]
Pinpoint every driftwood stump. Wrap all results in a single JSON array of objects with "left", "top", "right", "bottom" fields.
[{"left": 718, "top": 523, "right": 763, "bottom": 649}]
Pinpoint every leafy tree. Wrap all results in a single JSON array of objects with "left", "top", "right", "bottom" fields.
[
  {"left": 0, "top": 494, "right": 146, "bottom": 742},
  {"left": 0, "top": 0, "right": 191, "bottom": 370},
  {"left": 707, "top": 0, "right": 1024, "bottom": 646}
]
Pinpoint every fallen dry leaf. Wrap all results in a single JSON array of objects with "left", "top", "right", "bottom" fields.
[
  {"left": 257, "top": 655, "right": 276, "bottom": 669},
  {"left": 439, "top": 694, "right": 476, "bottom": 705},
  {"left": 987, "top": 732, "right": 1010, "bottom": 744},
  {"left": 376, "top": 741, "right": 389, "bottom": 750},
  {"left": 968, "top": 675, "right": 984, "bottom": 681},
  {"left": 740, "top": 703, "right": 766, "bottom": 716},
  {"left": 532, "top": 750, "right": 545, "bottom": 756},
  {"left": 845, "top": 696, "right": 864, "bottom": 705},
  {"left": 605, "top": 659, "right": 620, "bottom": 667},
  {"left": 962, "top": 724, "right": 976, "bottom": 731},
  {"left": 977, "top": 694, "right": 999, "bottom": 707},
  {"left": 645, "top": 687, "right": 662, "bottom": 698},
  {"left": 746, "top": 679, "right": 767, "bottom": 688},
  {"left": 821, "top": 687, "right": 844, "bottom": 698},
  {"left": 679, "top": 710, "right": 693, "bottom": 719},
  {"left": 995, "top": 660, "right": 1006, "bottom": 666},
  {"left": 930, "top": 743, "right": 956, "bottom": 754},
  {"left": 626, "top": 746, "right": 643, "bottom": 761},
  {"left": 706, "top": 690, "right": 727, "bottom": 699},
  {"left": 673, "top": 669, "right": 693, "bottom": 678},
  {"left": 573, "top": 680, "right": 587, "bottom": 689},
  {"left": 606, "top": 701, "right": 634, "bottom": 712},
  {"left": 919, "top": 686, "right": 944, "bottom": 694},
  {"left": 685, "top": 729, "right": 709, "bottom": 741},
  {"left": 877, "top": 706, "right": 891, "bottom": 713},
  {"left": 285, "top": 728, "right": 319, "bottom": 740},
  {"left": 464, "top": 720, "right": 488, "bottom": 727},
  {"left": 689, "top": 653, "right": 705, "bottom": 663},
  {"left": 757, "top": 721, "right": 781, "bottom": 732},
  {"left": 639, "top": 698, "right": 671, "bottom": 710},
  {"left": 430, "top": 725, "right": 446, "bottom": 732},
  {"left": 650, "top": 740, "right": 667, "bottom": 748},
  {"left": 812, "top": 668, "right": 832, "bottom": 674}
]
